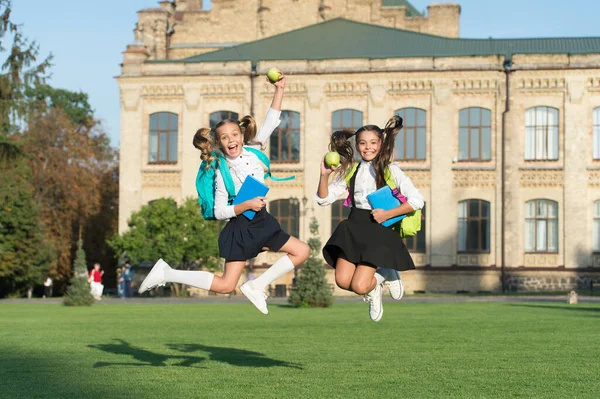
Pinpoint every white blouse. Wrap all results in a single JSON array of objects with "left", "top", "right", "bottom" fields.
[
  {"left": 214, "top": 108, "right": 281, "bottom": 220},
  {"left": 315, "top": 161, "right": 424, "bottom": 211}
]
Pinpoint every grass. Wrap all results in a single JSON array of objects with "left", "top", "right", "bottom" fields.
[{"left": 1, "top": 301, "right": 599, "bottom": 399}]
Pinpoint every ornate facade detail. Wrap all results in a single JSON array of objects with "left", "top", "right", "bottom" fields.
[
  {"left": 120, "top": 88, "right": 141, "bottom": 111},
  {"left": 452, "top": 79, "right": 498, "bottom": 93},
  {"left": 324, "top": 81, "right": 369, "bottom": 95},
  {"left": 200, "top": 83, "right": 245, "bottom": 97},
  {"left": 587, "top": 77, "right": 600, "bottom": 91},
  {"left": 452, "top": 170, "right": 496, "bottom": 188},
  {"left": 516, "top": 78, "right": 566, "bottom": 93},
  {"left": 519, "top": 170, "right": 563, "bottom": 187},
  {"left": 388, "top": 80, "right": 433, "bottom": 93},
  {"left": 589, "top": 170, "right": 600, "bottom": 187},
  {"left": 523, "top": 254, "right": 560, "bottom": 267},
  {"left": 142, "top": 171, "right": 181, "bottom": 187},
  {"left": 141, "top": 85, "right": 184, "bottom": 97},
  {"left": 405, "top": 170, "right": 431, "bottom": 188},
  {"left": 457, "top": 254, "right": 491, "bottom": 266},
  {"left": 261, "top": 82, "right": 307, "bottom": 96}
]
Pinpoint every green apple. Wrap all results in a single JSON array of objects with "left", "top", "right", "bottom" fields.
[
  {"left": 266, "top": 67, "right": 282, "bottom": 83},
  {"left": 325, "top": 151, "right": 340, "bottom": 168}
]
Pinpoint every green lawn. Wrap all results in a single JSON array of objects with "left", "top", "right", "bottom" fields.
[{"left": 1, "top": 301, "right": 599, "bottom": 399}]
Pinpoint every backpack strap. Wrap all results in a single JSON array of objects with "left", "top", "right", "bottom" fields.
[
  {"left": 346, "top": 162, "right": 361, "bottom": 208},
  {"left": 214, "top": 153, "right": 236, "bottom": 203},
  {"left": 244, "top": 146, "right": 295, "bottom": 182}
]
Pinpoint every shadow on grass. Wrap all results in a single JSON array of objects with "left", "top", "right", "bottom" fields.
[
  {"left": 88, "top": 339, "right": 302, "bottom": 369},
  {"left": 507, "top": 303, "right": 600, "bottom": 316},
  {"left": 88, "top": 339, "right": 206, "bottom": 368},
  {"left": 166, "top": 343, "right": 303, "bottom": 369}
]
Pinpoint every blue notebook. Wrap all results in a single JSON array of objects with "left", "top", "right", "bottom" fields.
[
  {"left": 232, "top": 175, "right": 269, "bottom": 220},
  {"left": 366, "top": 186, "right": 406, "bottom": 227}
]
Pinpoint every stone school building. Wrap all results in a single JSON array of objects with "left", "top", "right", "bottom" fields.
[{"left": 118, "top": 0, "right": 600, "bottom": 294}]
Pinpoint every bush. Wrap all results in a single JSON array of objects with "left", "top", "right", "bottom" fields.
[{"left": 63, "top": 236, "right": 94, "bottom": 306}]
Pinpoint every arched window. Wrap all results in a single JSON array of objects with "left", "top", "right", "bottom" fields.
[
  {"left": 270, "top": 199, "right": 299, "bottom": 238},
  {"left": 458, "top": 107, "right": 491, "bottom": 161},
  {"left": 458, "top": 199, "right": 490, "bottom": 252},
  {"left": 525, "top": 106, "right": 559, "bottom": 160},
  {"left": 209, "top": 110, "right": 239, "bottom": 128},
  {"left": 525, "top": 199, "right": 558, "bottom": 253},
  {"left": 395, "top": 108, "right": 426, "bottom": 160},
  {"left": 270, "top": 111, "right": 300, "bottom": 163},
  {"left": 332, "top": 109, "right": 363, "bottom": 133},
  {"left": 149, "top": 112, "right": 178, "bottom": 163}
]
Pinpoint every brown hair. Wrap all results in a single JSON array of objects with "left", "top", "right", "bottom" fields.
[
  {"left": 192, "top": 115, "right": 259, "bottom": 168},
  {"left": 329, "top": 115, "right": 403, "bottom": 188},
  {"left": 329, "top": 130, "right": 355, "bottom": 177}
]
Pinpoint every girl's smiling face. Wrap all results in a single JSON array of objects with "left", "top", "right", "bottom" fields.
[
  {"left": 216, "top": 122, "right": 243, "bottom": 158},
  {"left": 356, "top": 130, "right": 382, "bottom": 162}
]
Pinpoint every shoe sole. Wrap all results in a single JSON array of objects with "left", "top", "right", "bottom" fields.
[
  {"left": 240, "top": 284, "right": 268, "bottom": 315},
  {"left": 138, "top": 261, "right": 166, "bottom": 294}
]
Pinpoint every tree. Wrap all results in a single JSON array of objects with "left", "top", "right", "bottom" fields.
[
  {"left": 23, "top": 108, "right": 117, "bottom": 282},
  {"left": 0, "top": 0, "right": 52, "bottom": 161},
  {"left": 63, "top": 235, "right": 94, "bottom": 306},
  {"left": 108, "top": 198, "right": 221, "bottom": 295},
  {"left": 0, "top": 157, "right": 53, "bottom": 297},
  {"left": 288, "top": 218, "right": 333, "bottom": 308},
  {"left": 26, "top": 84, "right": 94, "bottom": 127}
]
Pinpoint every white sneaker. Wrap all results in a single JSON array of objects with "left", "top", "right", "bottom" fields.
[
  {"left": 240, "top": 282, "right": 269, "bottom": 315},
  {"left": 363, "top": 283, "right": 383, "bottom": 322},
  {"left": 384, "top": 269, "right": 404, "bottom": 301},
  {"left": 138, "top": 259, "right": 170, "bottom": 294}
]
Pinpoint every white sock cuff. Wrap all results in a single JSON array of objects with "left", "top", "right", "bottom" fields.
[{"left": 375, "top": 269, "right": 386, "bottom": 285}]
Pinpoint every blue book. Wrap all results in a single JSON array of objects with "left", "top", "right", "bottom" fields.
[
  {"left": 366, "top": 186, "right": 406, "bottom": 227},
  {"left": 232, "top": 175, "right": 269, "bottom": 220}
]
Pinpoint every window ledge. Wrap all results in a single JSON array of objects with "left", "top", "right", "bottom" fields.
[
  {"left": 452, "top": 166, "right": 496, "bottom": 171},
  {"left": 519, "top": 166, "right": 563, "bottom": 171},
  {"left": 142, "top": 168, "right": 182, "bottom": 173}
]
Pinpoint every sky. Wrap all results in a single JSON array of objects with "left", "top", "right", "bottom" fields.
[{"left": 12, "top": 0, "right": 600, "bottom": 148}]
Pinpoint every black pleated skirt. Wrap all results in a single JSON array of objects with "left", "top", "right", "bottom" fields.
[
  {"left": 323, "top": 208, "right": 415, "bottom": 271},
  {"left": 218, "top": 208, "right": 291, "bottom": 262}
]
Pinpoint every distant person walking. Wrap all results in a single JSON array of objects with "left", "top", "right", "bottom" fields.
[
  {"left": 88, "top": 263, "right": 104, "bottom": 300},
  {"left": 122, "top": 263, "right": 134, "bottom": 298},
  {"left": 43, "top": 276, "right": 53, "bottom": 298}
]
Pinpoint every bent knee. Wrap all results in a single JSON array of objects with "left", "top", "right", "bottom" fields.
[
  {"left": 215, "top": 282, "right": 237, "bottom": 294},
  {"left": 351, "top": 281, "right": 373, "bottom": 295},
  {"left": 335, "top": 276, "right": 351, "bottom": 290}
]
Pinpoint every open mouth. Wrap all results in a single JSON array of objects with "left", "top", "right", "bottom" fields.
[{"left": 227, "top": 144, "right": 239, "bottom": 152}]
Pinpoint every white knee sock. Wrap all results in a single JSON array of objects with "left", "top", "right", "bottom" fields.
[
  {"left": 164, "top": 269, "right": 214, "bottom": 291},
  {"left": 251, "top": 255, "right": 294, "bottom": 291}
]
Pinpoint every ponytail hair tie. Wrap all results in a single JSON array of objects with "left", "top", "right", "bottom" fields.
[{"left": 239, "top": 121, "right": 246, "bottom": 127}]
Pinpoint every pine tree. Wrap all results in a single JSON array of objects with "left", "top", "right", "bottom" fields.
[
  {"left": 63, "top": 235, "right": 94, "bottom": 306},
  {"left": 288, "top": 218, "right": 334, "bottom": 308}
]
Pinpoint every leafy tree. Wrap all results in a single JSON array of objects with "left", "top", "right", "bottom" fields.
[
  {"left": 23, "top": 108, "right": 117, "bottom": 281},
  {"left": 288, "top": 218, "right": 333, "bottom": 308},
  {"left": 108, "top": 198, "right": 221, "bottom": 295},
  {"left": 26, "top": 84, "right": 94, "bottom": 127},
  {"left": 0, "top": 0, "right": 51, "bottom": 161},
  {"left": 0, "top": 157, "right": 53, "bottom": 297}
]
